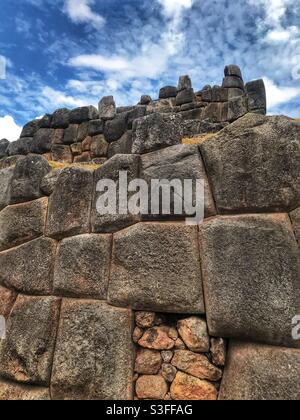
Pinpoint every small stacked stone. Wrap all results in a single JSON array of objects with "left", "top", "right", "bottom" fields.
[{"left": 133, "top": 311, "right": 226, "bottom": 401}]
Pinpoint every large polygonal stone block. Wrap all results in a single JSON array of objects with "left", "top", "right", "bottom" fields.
[
  {"left": 219, "top": 342, "right": 300, "bottom": 400},
  {"left": 0, "top": 197, "right": 48, "bottom": 252},
  {"left": 200, "top": 214, "right": 300, "bottom": 348},
  {"left": 51, "top": 299, "right": 134, "bottom": 400},
  {"left": 45, "top": 167, "right": 93, "bottom": 239},
  {"left": 290, "top": 207, "right": 300, "bottom": 246},
  {"left": 108, "top": 223, "right": 205, "bottom": 313},
  {"left": 0, "top": 380, "right": 51, "bottom": 401},
  {"left": 91, "top": 154, "right": 140, "bottom": 233},
  {"left": 0, "top": 167, "right": 14, "bottom": 210},
  {"left": 200, "top": 114, "right": 300, "bottom": 213},
  {"left": 0, "top": 286, "right": 17, "bottom": 319},
  {"left": 53, "top": 234, "right": 112, "bottom": 299},
  {"left": 0, "top": 295, "right": 60, "bottom": 386},
  {"left": 141, "top": 144, "right": 216, "bottom": 219},
  {"left": 0, "top": 237, "right": 57, "bottom": 295}
]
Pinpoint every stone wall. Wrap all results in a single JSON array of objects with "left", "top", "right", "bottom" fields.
[{"left": 0, "top": 65, "right": 300, "bottom": 400}]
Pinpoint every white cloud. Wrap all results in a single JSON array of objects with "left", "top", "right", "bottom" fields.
[
  {"left": 0, "top": 116, "right": 22, "bottom": 142},
  {"left": 64, "top": 0, "right": 105, "bottom": 29},
  {"left": 158, "top": 0, "right": 193, "bottom": 17},
  {"left": 41, "top": 86, "right": 87, "bottom": 108},
  {"left": 266, "top": 27, "right": 298, "bottom": 42},
  {"left": 264, "top": 77, "right": 300, "bottom": 109}
]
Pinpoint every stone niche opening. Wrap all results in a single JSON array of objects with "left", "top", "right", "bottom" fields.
[{"left": 132, "top": 311, "right": 227, "bottom": 401}]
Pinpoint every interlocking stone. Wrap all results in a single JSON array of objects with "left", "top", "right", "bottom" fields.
[
  {"left": 135, "top": 312, "right": 156, "bottom": 328},
  {"left": 51, "top": 108, "right": 70, "bottom": 129},
  {"left": 8, "top": 137, "right": 32, "bottom": 156},
  {"left": 91, "top": 154, "right": 140, "bottom": 233},
  {"left": 161, "top": 363, "right": 177, "bottom": 383},
  {"left": 140, "top": 95, "right": 152, "bottom": 105},
  {"left": 224, "top": 65, "right": 243, "bottom": 79},
  {"left": 200, "top": 114, "right": 300, "bottom": 213},
  {"left": 136, "top": 375, "right": 168, "bottom": 400},
  {"left": 246, "top": 79, "right": 267, "bottom": 113},
  {"left": 0, "top": 197, "right": 48, "bottom": 252},
  {"left": 63, "top": 124, "right": 79, "bottom": 145},
  {"left": 172, "top": 350, "right": 222, "bottom": 381},
  {"left": 104, "top": 113, "right": 128, "bottom": 143},
  {"left": 31, "top": 128, "right": 54, "bottom": 153},
  {"left": 9, "top": 156, "right": 51, "bottom": 204},
  {"left": 176, "top": 88, "right": 195, "bottom": 106},
  {"left": 171, "top": 372, "right": 217, "bottom": 400},
  {"left": 51, "top": 144, "right": 73, "bottom": 163},
  {"left": 222, "top": 76, "right": 245, "bottom": 90},
  {"left": 69, "top": 106, "right": 98, "bottom": 124},
  {"left": 219, "top": 342, "right": 300, "bottom": 400},
  {"left": 90, "top": 134, "right": 108, "bottom": 157},
  {"left": 51, "top": 128, "right": 64, "bottom": 144},
  {"left": 0, "top": 286, "right": 17, "bottom": 318},
  {"left": 20, "top": 119, "right": 41, "bottom": 138},
  {"left": 200, "top": 214, "right": 300, "bottom": 348},
  {"left": 0, "top": 380, "right": 51, "bottom": 401},
  {"left": 88, "top": 119, "right": 104, "bottom": 136},
  {"left": 141, "top": 144, "right": 216, "bottom": 219},
  {"left": 178, "top": 75, "right": 192, "bottom": 92},
  {"left": 108, "top": 223, "right": 205, "bottom": 313},
  {"left": 53, "top": 234, "right": 112, "bottom": 299},
  {"left": 0, "top": 237, "right": 57, "bottom": 295},
  {"left": 177, "top": 317, "right": 210, "bottom": 353},
  {"left": 0, "top": 139, "right": 9, "bottom": 158},
  {"left": 107, "top": 131, "right": 133, "bottom": 158},
  {"left": 127, "top": 106, "right": 147, "bottom": 129},
  {"left": 135, "top": 349, "right": 162, "bottom": 374},
  {"left": 159, "top": 86, "right": 177, "bottom": 99},
  {"left": 98, "top": 96, "right": 116, "bottom": 121},
  {"left": 138, "top": 326, "right": 176, "bottom": 350},
  {"left": 211, "top": 338, "right": 226, "bottom": 367},
  {"left": 227, "top": 96, "right": 248, "bottom": 121},
  {"left": 0, "top": 167, "right": 14, "bottom": 210},
  {"left": 0, "top": 295, "right": 60, "bottom": 385},
  {"left": 51, "top": 300, "right": 134, "bottom": 400},
  {"left": 46, "top": 167, "right": 93, "bottom": 239},
  {"left": 39, "top": 114, "right": 52, "bottom": 129},
  {"left": 290, "top": 207, "right": 300, "bottom": 245}
]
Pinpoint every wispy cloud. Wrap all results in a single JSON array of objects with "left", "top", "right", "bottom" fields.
[
  {"left": 63, "top": 0, "right": 105, "bottom": 29},
  {"left": 264, "top": 77, "right": 300, "bottom": 109}
]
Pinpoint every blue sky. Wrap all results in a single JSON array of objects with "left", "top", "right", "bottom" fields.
[{"left": 0, "top": 0, "right": 300, "bottom": 140}]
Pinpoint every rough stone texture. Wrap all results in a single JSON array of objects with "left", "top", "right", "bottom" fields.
[
  {"left": 51, "top": 129, "right": 64, "bottom": 145},
  {"left": 161, "top": 351, "right": 173, "bottom": 363},
  {"left": 39, "top": 114, "right": 52, "bottom": 129},
  {"left": 176, "top": 89, "right": 195, "bottom": 106},
  {"left": 41, "top": 170, "right": 62, "bottom": 195},
  {"left": 178, "top": 75, "right": 192, "bottom": 92},
  {"left": 0, "top": 286, "right": 17, "bottom": 318},
  {"left": 171, "top": 372, "right": 217, "bottom": 400},
  {"left": 69, "top": 106, "right": 98, "bottom": 124},
  {"left": 0, "top": 380, "right": 51, "bottom": 401},
  {"left": 74, "top": 152, "right": 92, "bottom": 163},
  {"left": 91, "top": 154, "right": 140, "bottom": 233},
  {"left": 108, "top": 223, "right": 205, "bottom": 313},
  {"left": 46, "top": 167, "right": 93, "bottom": 239},
  {"left": 98, "top": 96, "right": 116, "bottom": 121},
  {"left": 9, "top": 156, "right": 51, "bottom": 205},
  {"left": 227, "top": 96, "right": 248, "bottom": 121},
  {"left": 219, "top": 342, "right": 300, "bottom": 401},
  {"left": 140, "top": 95, "right": 152, "bottom": 105},
  {"left": 135, "top": 312, "right": 156, "bottom": 329},
  {"left": 133, "top": 326, "right": 144, "bottom": 344},
  {"left": 177, "top": 317, "right": 210, "bottom": 353},
  {"left": 224, "top": 65, "right": 243, "bottom": 79},
  {"left": 31, "top": 128, "right": 53, "bottom": 153},
  {"left": 159, "top": 86, "right": 177, "bottom": 99},
  {"left": 200, "top": 214, "right": 300, "bottom": 348},
  {"left": 0, "top": 295, "right": 60, "bottom": 385},
  {"left": 200, "top": 114, "right": 300, "bottom": 213},
  {"left": 51, "top": 300, "right": 134, "bottom": 400},
  {"left": 51, "top": 108, "right": 70, "bottom": 129},
  {"left": 290, "top": 207, "right": 300, "bottom": 245},
  {"left": 88, "top": 119, "right": 104, "bottom": 136},
  {"left": 70, "top": 142, "right": 82, "bottom": 156},
  {"left": 211, "top": 338, "right": 226, "bottom": 367},
  {"left": 246, "top": 79, "right": 267, "bottom": 113},
  {"left": 0, "top": 237, "right": 57, "bottom": 295},
  {"left": 172, "top": 350, "right": 222, "bottom": 381},
  {"left": 141, "top": 144, "right": 216, "bottom": 219},
  {"left": 20, "top": 120, "right": 41, "bottom": 138},
  {"left": 132, "top": 113, "right": 183, "bottom": 154},
  {"left": 51, "top": 144, "right": 73, "bottom": 163},
  {"left": 136, "top": 375, "right": 168, "bottom": 400},
  {"left": 0, "top": 167, "right": 14, "bottom": 210},
  {"left": 138, "top": 326, "right": 176, "bottom": 350},
  {"left": 0, "top": 197, "right": 48, "bottom": 252},
  {"left": 8, "top": 138, "right": 32, "bottom": 156},
  {"left": 0, "top": 155, "right": 24, "bottom": 170},
  {"left": 63, "top": 124, "right": 78, "bottom": 145},
  {"left": 107, "top": 131, "right": 133, "bottom": 158},
  {"left": 0, "top": 139, "right": 9, "bottom": 158},
  {"left": 90, "top": 134, "right": 108, "bottom": 157},
  {"left": 161, "top": 364, "right": 177, "bottom": 383},
  {"left": 222, "top": 76, "right": 245, "bottom": 90},
  {"left": 104, "top": 113, "right": 127, "bottom": 143},
  {"left": 53, "top": 234, "right": 112, "bottom": 299},
  {"left": 135, "top": 349, "right": 162, "bottom": 374}
]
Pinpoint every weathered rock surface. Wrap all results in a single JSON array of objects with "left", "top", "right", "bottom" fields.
[
  {"left": 20, "top": 119, "right": 41, "bottom": 138},
  {"left": 98, "top": 96, "right": 116, "bottom": 121},
  {"left": 40, "top": 169, "right": 62, "bottom": 195},
  {"left": 172, "top": 350, "right": 222, "bottom": 381},
  {"left": 138, "top": 326, "right": 176, "bottom": 350},
  {"left": 0, "top": 197, "right": 48, "bottom": 252},
  {"left": 132, "top": 113, "right": 183, "bottom": 154},
  {"left": 0, "top": 286, "right": 17, "bottom": 318},
  {"left": 176, "top": 88, "right": 195, "bottom": 106},
  {"left": 200, "top": 114, "right": 300, "bottom": 213},
  {"left": 136, "top": 375, "right": 168, "bottom": 400},
  {"left": 177, "top": 317, "right": 210, "bottom": 353},
  {"left": 51, "top": 108, "right": 70, "bottom": 129},
  {"left": 107, "top": 131, "right": 133, "bottom": 158},
  {"left": 0, "top": 139, "right": 9, "bottom": 158},
  {"left": 108, "top": 223, "right": 205, "bottom": 313},
  {"left": 31, "top": 128, "right": 53, "bottom": 153},
  {"left": 219, "top": 342, "right": 300, "bottom": 400},
  {"left": 69, "top": 106, "right": 98, "bottom": 124},
  {"left": 0, "top": 237, "right": 57, "bottom": 295},
  {"left": 246, "top": 79, "right": 267, "bottom": 113},
  {"left": 0, "top": 295, "right": 60, "bottom": 385},
  {"left": 178, "top": 75, "right": 192, "bottom": 92},
  {"left": 159, "top": 86, "right": 177, "bottom": 99},
  {"left": 171, "top": 372, "right": 217, "bottom": 400},
  {"left": 141, "top": 144, "right": 216, "bottom": 219},
  {"left": 290, "top": 207, "right": 300, "bottom": 245},
  {"left": 53, "top": 234, "right": 112, "bottom": 299},
  {"left": 224, "top": 65, "right": 243, "bottom": 79},
  {"left": 51, "top": 300, "right": 134, "bottom": 400},
  {"left": 211, "top": 338, "right": 226, "bottom": 367},
  {"left": 200, "top": 214, "right": 300, "bottom": 348},
  {"left": 0, "top": 380, "right": 51, "bottom": 400},
  {"left": 135, "top": 349, "right": 162, "bottom": 374},
  {"left": 8, "top": 137, "right": 32, "bottom": 156},
  {"left": 104, "top": 113, "right": 127, "bottom": 143},
  {"left": 0, "top": 167, "right": 14, "bottom": 210},
  {"left": 161, "top": 351, "right": 173, "bottom": 363},
  {"left": 9, "top": 156, "right": 51, "bottom": 204},
  {"left": 63, "top": 124, "right": 78, "bottom": 145},
  {"left": 90, "top": 134, "right": 108, "bottom": 157},
  {"left": 135, "top": 312, "right": 156, "bottom": 329},
  {"left": 88, "top": 119, "right": 104, "bottom": 136},
  {"left": 51, "top": 144, "right": 73, "bottom": 163},
  {"left": 161, "top": 364, "right": 177, "bottom": 383},
  {"left": 91, "top": 154, "right": 140, "bottom": 233},
  {"left": 46, "top": 167, "right": 93, "bottom": 239}
]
